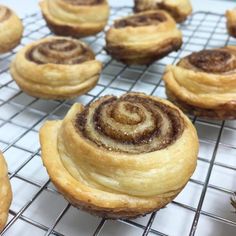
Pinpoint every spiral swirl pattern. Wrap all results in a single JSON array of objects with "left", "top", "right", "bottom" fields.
[
  {"left": 187, "top": 49, "right": 236, "bottom": 73},
  {"left": 75, "top": 93, "right": 184, "bottom": 154},
  {"left": 163, "top": 46, "right": 236, "bottom": 119},
  {"left": 0, "top": 6, "right": 10, "bottom": 22},
  {"left": 114, "top": 12, "right": 166, "bottom": 28},
  {"left": 63, "top": 0, "right": 104, "bottom": 5},
  {"left": 27, "top": 39, "right": 95, "bottom": 65}
]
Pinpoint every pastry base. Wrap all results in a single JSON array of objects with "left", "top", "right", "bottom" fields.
[
  {"left": 166, "top": 89, "right": 236, "bottom": 120},
  {"left": 10, "top": 59, "right": 100, "bottom": 100},
  {"left": 42, "top": 13, "right": 105, "bottom": 38},
  {"left": 227, "top": 23, "right": 236, "bottom": 38},
  {"left": 14, "top": 80, "right": 98, "bottom": 100},
  {"left": 106, "top": 38, "right": 182, "bottom": 65},
  {"left": 40, "top": 121, "right": 184, "bottom": 219}
]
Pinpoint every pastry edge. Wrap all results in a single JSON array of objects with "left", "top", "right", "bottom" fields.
[
  {"left": 105, "top": 37, "right": 182, "bottom": 65},
  {"left": 166, "top": 88, "right": 236, "bottom": 120},
  {"left": 0, "top": 153, "right": 12, "bottom": 232}
]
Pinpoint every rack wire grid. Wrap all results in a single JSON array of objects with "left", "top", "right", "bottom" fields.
[{"left": 0, "top": 6, "right": 236, "bottom": 236}]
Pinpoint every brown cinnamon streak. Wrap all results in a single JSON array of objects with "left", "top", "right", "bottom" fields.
[
  {"left": 63, "top": 0, "right": 104, "bottom": 5},
  {"left": 114, "top": 12, "right": 166, "bottom": 28},
  {"left": 26, "top": 39, "right": 94, "bottom": 65},
  {"left": 75, "top": 94, "right": 184, "bottom": 153}
]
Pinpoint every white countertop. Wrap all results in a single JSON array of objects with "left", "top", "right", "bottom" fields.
[{"left": 0, "top": 0, "right": 235, "bottom": 17}]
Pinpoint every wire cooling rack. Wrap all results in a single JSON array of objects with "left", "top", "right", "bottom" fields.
[{"left": 0, "top": 6, "right": 236, "bottom": 236}]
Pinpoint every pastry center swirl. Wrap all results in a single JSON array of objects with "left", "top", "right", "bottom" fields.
[
  {"left": 75, "top": 94, "right": 184, "bottom": 154},
  {"left": 0, "top": 6, "right": 11, "bottom": 22},
  {"left": 63, "top": 0, "right": 104, "bottom": 5},
  {"left": 188, "top": 50, "right": 235, "bottom": 73},
  {"left": 114, "top": 13, "right": 167, "bottom": 28},
  {"left": 27, "top": 39, "right": 95, "bottom": 65}
]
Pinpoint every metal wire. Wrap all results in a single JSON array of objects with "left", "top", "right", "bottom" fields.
[{"left": 0, "top": 7, "right": 235, "bottom": 236}]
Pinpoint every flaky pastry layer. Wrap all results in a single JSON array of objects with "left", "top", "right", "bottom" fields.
[
  {"left": 10, "top": 36, "right": 102, "bottom": 99},
  {"left": 40, "top": 93, "right": 198, "bottom": 219},
  {"left": 40, "top": 0, "right": 109, "bottom": 37},
  {"left": 0, "top": 152, "right": 12, "bottom": 231},
  {"left": 163, "top": 46, "right": 236, "bottom": 119},
  {"left": 134, "top": 0, "right": 192, "bottom": 23},
  {"left": 105, "top": 10, "right": 182, "bottom": 65},
  {"left": 0, "top": 5, "right": 23, "bottom": 53}
]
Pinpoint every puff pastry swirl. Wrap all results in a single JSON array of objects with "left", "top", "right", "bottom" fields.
[
  {"left": 0, "top": 152, "right": 12, "bottom": 231},
  {"left": 40, "top": 92, "right": 198, "bottom": 219},
  {"left": 134, "top": 0, "right": 192, "bottom": 23},
  {"left": 10, "top": 36, "right": 102, "bottom": 99},
  {"left": 105, "top": 10, "right": 182, "bottom": 65},
  {"left": 163, "top": 46, "right": 236, "bottom": 119},
  {"left": 40, "top": 0, "right": 109, "bottom": 37},
  {"left": 226, "top": 8, "right": 236, "bottom": 38},
  {"left": 0, "top": 5, "right": 23, "bottom": 53}
]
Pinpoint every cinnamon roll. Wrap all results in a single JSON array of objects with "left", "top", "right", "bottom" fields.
[
  {"left": 163, "top": 46, "right": 236, "bottom": 119},
  {"left": 134, "top": 0, "right": 192, "bottom": 23},
  {"left": 0, "top": 152, "right": 12, "bottom": 231},
  {"left": 0, "top": 5, "right": 23, "bottom": 53},
  {"left": 39, "top": 0, "right": 109, "bottom": 38},
  {"left": 40, "top": 92, "right": 198, "bottom": 219},
  {"left": 226, "top": 8, "right": 236, "bottom": 38},
  {"left": 10, "top": 36, "right": 102, "bottom": 99},
  {"left": 105, "top": 10, "right": 182, "bottom": 65}
]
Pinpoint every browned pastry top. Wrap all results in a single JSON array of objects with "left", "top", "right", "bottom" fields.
[
  {"left": 114, "top": 12, "right": 167, "bottom": 28},
  {"left": 63, "top": 0, "right": 104, "bottom": 5},
  {"left": 27, "top": 39, "right": 95, "bottom": 65},
  {"left": 179, "top": 48, "right": 236, "bottom": 74},
  {"left": 75, "top": 93, "right": 184, "bottom": 154},
  {"left": 0, "top": 6, "right": 11, "bottom": 22}
]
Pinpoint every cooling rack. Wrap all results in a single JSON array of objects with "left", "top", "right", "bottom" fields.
[{"left": 0, "top": 6, "right": 236, "bottom": 236}]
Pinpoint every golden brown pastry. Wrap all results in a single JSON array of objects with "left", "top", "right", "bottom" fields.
[
  {"left": 10, "top": 36, "right": 102, "bottom": 100},
  {"left": 40, "top": 92, "right": 198, "bottom": 219},
  {"left": 105, "top": 10, "right": 182, "bottom": 65},
  {"left": 39, "top": 0, "right": 109, "bottom": 38},
  {"left": 134, "top": 0, "right": 192, "bottom": 23},
  {"left": 0, "top": 152, "right": 12, "bottom": 231},
  {"left": 163, "top": 46, "right": 236, "bottom": 120},
  {"left": 0, "top": 5, "right": 23, "bottom": 53},
  {"left": 226, "top": 8, "right": 236, "bottom": 38}
]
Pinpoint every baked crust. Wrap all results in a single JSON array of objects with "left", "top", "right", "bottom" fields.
[
  {"left": 0, "top": 5, "right": 23, "bottom": 53},
  {"left": 40, "top": 0, "right": 109, "bottom": 37},
  {"left": 226, "top": 8, "right": 236, "bottom": 38},
  {"left": 134, "top": 0, "right": 192, "bottom": 23},
  {"left": 105, "top": 10, "right": 182, "bottom": 65},
  {"left": 10, "top": 36, "right": 102, "bottom": 100},
  {"left": 0, "top": 152, "right": 12, "bottom": 231},
  {"left": 40, "top": 92, "right": 198, "bottom": 219},
  {"left": 163, "top": 46, "right": 236, "bottom": 120}
]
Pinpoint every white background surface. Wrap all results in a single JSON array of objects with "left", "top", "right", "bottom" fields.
[{"left": 0, "top": 0, "right": 235, "bottom": 17}]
